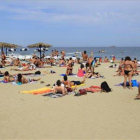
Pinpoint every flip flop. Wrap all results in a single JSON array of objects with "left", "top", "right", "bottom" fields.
[{"left": 40, "top": 81, "right": 45, "bottom": 84}]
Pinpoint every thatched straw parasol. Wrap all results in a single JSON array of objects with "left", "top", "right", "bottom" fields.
[
  {"left": 27, "top": 42, "right": 52, "bottom": 59},
  {"left": 0, "top": 42, "right": 18, "bottom": 55}
]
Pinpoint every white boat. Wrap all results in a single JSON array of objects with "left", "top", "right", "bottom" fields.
[{"left": 99, "top": 50, "right": 106, "bottom": 53}]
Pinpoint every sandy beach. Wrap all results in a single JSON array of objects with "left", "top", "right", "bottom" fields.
[{"left": 0, "top": 62, "right": 140, "bottom": 139}]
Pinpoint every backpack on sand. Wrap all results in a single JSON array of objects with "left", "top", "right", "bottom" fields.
[{"left": 101, "top": 81, "right": 112, "bottom": 93}]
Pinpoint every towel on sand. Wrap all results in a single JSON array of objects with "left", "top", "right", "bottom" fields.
[{"left": 20, "top": 87, "right": 54, "bottom": 95}]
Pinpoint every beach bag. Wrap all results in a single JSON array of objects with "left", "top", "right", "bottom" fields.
[
  {"left": 79, "top": 89, "right": 87, "bottom": 95},
  {"left": 66, "top": 87, "right": 73, "bottom": 92},
  {"left": 35, "top": 71, "right": 41, "bottom": 75},
  {"left": 101, "top": 81, "right": 111, "bottom": 92}
]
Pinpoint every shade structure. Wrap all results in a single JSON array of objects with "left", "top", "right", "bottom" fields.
[
  {"left": 27, "top": 42, "right": 52, "bottom": 59},
  {"left": 0, "top": 42, "right": 18, "bottom": 55}
]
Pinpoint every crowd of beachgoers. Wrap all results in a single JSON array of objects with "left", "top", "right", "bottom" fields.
[{"left": 0, "top": 49, "right": 140, "bottom": 99}]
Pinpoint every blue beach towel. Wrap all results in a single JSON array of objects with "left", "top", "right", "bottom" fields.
[
  {"left": 115, "top": 80, "right": 139, "bottom": 87},
  {"left": 60, "top": 74, "right": 76, "bottom": 76}
]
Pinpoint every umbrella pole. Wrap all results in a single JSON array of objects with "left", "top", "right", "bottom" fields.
[
  {"left": 6, "top": 48, "right": 7, "bottom": 56},
  {"left": 1, "top": 46, "right": 3, "bottom": 52},
  {"left": 39, "top": 46, "right": 41, "bottom": 60}
]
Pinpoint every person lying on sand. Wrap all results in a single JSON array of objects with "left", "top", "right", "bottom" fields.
[
  {"left": 11, "top": 63, "right": 32, "bottom": 71},
  {"left": 3, "top": 71, "right": 15, "bottom": 82},
  {"left": 70, "top": 77, "right": 86, "bottom": 86},
  {"left": 16, "top": 73, "right": 41, "bottom": 84},
  {"left": 53, "top": 80, "right": 67, "bottom": 96},
  {"left": 85, "top": 71, "right": 102, "bottom": 78}
]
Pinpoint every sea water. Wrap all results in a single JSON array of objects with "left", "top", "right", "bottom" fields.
[{"left": 5, "top": 47, "right": 140, "bottom": 60}]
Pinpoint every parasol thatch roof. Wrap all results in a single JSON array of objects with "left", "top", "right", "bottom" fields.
[
  {"left": 27, "top": 42, "right": 52, "bottom": 48},
  {"left": 0, "top": 42, "right": 18, "bottom": 48}
]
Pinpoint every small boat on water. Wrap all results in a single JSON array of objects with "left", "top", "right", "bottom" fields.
[{"left": 98, "top": 50, "right": 106, "bottom": 53}]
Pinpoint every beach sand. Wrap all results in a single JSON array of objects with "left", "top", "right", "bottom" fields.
[{"left": 0, "top": 63, "right": 140, "bottom": 139}]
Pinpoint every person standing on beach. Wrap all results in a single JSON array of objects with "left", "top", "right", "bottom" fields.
[
  {"left": 90, "top": 51, "right": 93, "bottom": 58},
  {"left": 82, "top": 51, "right": 88, "bottom": 62},
  {"left": 120, "top": 56, "right": 134, "bottom": 89},
  {"left": 1, "top": 51, "right": 6, "bottom": 67},
  {"left": 61, "top": 50, "right": 65, "bottom": 59}
]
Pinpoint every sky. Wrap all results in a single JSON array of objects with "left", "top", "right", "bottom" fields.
[{"left": 0, "top": 0, "right": 140, "bottom": 47}]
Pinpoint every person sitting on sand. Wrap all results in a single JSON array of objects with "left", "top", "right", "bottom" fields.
[
  {"left": 66, "top": 57, "right": 73, "bottom": 75},
  {"left": 13, "top": 58, "right": 21, "bottom": 66},
  {"left": 3, "top": 71, "right": 15, "bottom": 82},
  {"left": 77, "top": 63, "right": 85, "bottom": 77},
  {"left": 104, "top": 56, "right": 108, "bottom": 62},
  {"left": 53, "top": 80, "right": 67, "bottom": 96},
  {"left": 120, "top": 58, "right": 124, "bottom": 64},
  {"left": 113, "top": 66, "right": 124, "bottom": 76},
  {"left": 120, "top": 56, "right": 134, "bottom": 89},
  {"left": 132, "top": 60, "right": 138, "bottom": 76},
  {"left": 59, "top": 58, "right": 66, "bottom": 66},
  {"left": 16, "top": 73, "right": 41, "bottom": 84},
  {"left": 82, "top": 51, "right": 88, "bottom": 62},
  {"left": 61, "top": 75, "right": 71, "bottom": 88},
  {"left": 85, "top": 71, "right": 102, "bottom": 78}
]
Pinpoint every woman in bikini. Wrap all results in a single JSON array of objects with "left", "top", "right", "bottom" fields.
[
  {"left": 1, "top": 51, "right": 6, "bottom": 67},
  {"left": 66, "top": 58, "right": 73, "bottom": 75},
  {"left": 3, "top": 71, "right": 15, "bottom": 82},
  {"left": 120, "top": 56, "right": 134, "bottom": 89},
  {"left": 61, "top": 75, "right": 71, "bottom": 88},
  {"left": 16, "top": 73, "right": 41, "bottom": 84}
]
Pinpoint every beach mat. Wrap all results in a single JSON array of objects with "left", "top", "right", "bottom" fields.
[
  {"left": 43, "top": 93, "right": 63, "bottom": 98},
  {"left": 43, "top": 91, "right": 75, "bottom": 98},
  {"left": 60, "top": 74, "right": 76, "bottom": 76},
  {"left": 71, "top": 84, "right": 85, "bottom": 88},
  {"left": 20, "top": 87, "right": 54, "bottom": 95},
  {"left": 115, "top": 80, "right": 139, "bottom": 87}
]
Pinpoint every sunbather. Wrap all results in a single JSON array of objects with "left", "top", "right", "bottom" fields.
[
  {"left": 11, "top": 63, "right": 32, "bottom": 71},
  {"left": 16, "top": 73, "right": 41, "bottom": 84},
  {"left": 53, "top": 80, "right": 67, "bottom": 95},
  {"left": 3, "top": 71, "right": 15, "bottom": 82}
]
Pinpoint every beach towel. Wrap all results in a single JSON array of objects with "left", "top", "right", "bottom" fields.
[
  {"left": 85, "top": 85, "right": 101, "bottom": 93},
  {"left": 60, "top": 74, "right": 76, "bottom": 76},
  {"left": 43, "top": 91, "right": 75, "bottom": 98},
  {"left": 71, "top": 84, "right": 85, "bottom": 89},
  {"left": 115, "top": 80, "right": 139, "bottom": 87},
  {"left": 20, "top": 87, "right": 54, "bottom": 95},
  {"left": 43, "top": 93, "right": 63, "bottom": 98}
]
